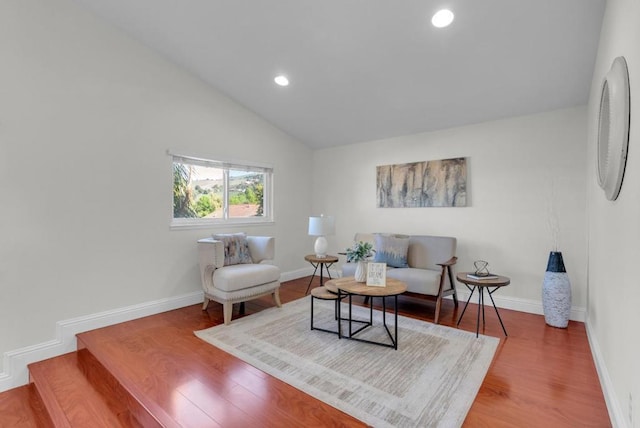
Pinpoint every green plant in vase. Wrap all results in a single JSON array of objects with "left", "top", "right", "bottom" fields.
[{"left": 346, "top": 241, "right": 374, "bottom": 282}]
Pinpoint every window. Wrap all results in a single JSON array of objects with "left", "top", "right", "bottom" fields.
[{"left": 171, "top": 153, "right": 273, "bottom": 227}]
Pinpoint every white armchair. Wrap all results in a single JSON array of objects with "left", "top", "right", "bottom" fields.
[{"left": 198, "top": 235, "right": 281, "bottom": 324}]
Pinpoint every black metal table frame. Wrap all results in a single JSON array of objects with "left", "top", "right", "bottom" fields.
[
  {"left": 456, "top": 283, "right": 508, "bottom": 338},
  {"left": 310, "top": 290, "right": 359, "bottom": 335},
  {"left": 337, "top": 289, "right": 400, "bottom": 350},
  {"left": 305, "top": 259, "right": 337, "bottom": 294}
]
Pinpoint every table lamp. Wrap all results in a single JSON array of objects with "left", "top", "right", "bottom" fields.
[{"left": 308, "top": 215, "right": 335, "bottom": 258}]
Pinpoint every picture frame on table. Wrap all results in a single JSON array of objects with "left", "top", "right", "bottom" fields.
[{"left": 367, "top": 262, "right": 387, "bottom": 287}]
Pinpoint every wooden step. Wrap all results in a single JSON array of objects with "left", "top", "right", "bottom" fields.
[
  {"left": 74, "top": 303, "right": 361, "bottom": 428},
  {"left": 76, "top": 334, "right": 182, "bottom": 428},
  {"left": 0, "top": 383, "right": 53, "bottom": 427},
  {"left": 76, "top": 329, "right": 226, "bottom": 428},
  {"left": 28, "top": 352, "right": 140, "bottom": 427}
]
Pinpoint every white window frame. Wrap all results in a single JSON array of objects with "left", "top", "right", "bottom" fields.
[{"left": 169, "top": 152, "right": 274, "bottom": 229}]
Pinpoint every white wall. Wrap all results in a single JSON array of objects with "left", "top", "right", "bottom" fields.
[
  {"left": 586, "top": 0, "right": 640, "bottom": 426},
  {"left": 313, "top": 107, "right": 588, "bottom": 315},
  {"left": 2, "top": 3, "right": 628, "bottom": 420},
  {"left": 0, "top": 0, "right": 312, "bottom": 374}
]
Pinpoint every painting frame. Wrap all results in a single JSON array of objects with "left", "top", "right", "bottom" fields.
[{"left": 376, "top": 157, "right": 467, "bottom": 208}]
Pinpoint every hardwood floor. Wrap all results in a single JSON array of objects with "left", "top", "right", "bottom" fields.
[{"left": 0, "top": 276, "right": 611, "bottom": 427}]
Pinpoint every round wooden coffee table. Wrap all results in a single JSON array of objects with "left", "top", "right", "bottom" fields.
[
  {"left": 324, "top": 277, "right": 407, "bottom": 349},
  {"left": 456, "top": 272, "right": 510, "bottom": 337}
]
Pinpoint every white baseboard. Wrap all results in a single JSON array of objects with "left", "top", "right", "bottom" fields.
[
  {"left": 290, "top": 268, "right": 588, "bottom": 321},
  {"left": 281, "top": 266, "right": 343, "bottom": 283},
  {"left": 280, "top": 267, "right": 315, "bottom": 282},
  {"left": 0, "top": 291, "right": 203, "bottom": 393},
  {"left": 452, "top": 289, "right": 586, "bottom": 322},
  {"left": 0, "top": 269, "right": 587, "bottom": 394},
  {"left": 0, "top": 267, "right": 324, "bottom": 392},
  {"left": 585, "top": 317, "right": 624, "bottom": 427},
  {"left": 0, "top": 267, "right": 316, "bottom": 393}
]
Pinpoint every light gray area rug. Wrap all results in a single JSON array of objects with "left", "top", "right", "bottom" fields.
[{"left": 195, "top": 296, "right": 499, "bottom": 428}]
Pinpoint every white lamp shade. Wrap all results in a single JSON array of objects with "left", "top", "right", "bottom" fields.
[{"left": 308, "top": 215, "right": 335, "bottom": 236}]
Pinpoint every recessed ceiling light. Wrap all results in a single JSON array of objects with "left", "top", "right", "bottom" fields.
[
  {"left": 431, "top": 9, "right": 454, "bottom": 28},
  {"left": 274, "top": 75, "right": 289, "bottom": 86}
]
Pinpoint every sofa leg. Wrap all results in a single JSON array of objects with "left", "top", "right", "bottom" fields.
[
  {"left": 434, "top": 297, "right": 442, "bottom": 325},
  {"left": 452, "top": 289, "right": 459, "bottom": 308},
  {"left": 223, "top": 303, "right": 233, "bottom": 325},
  {"left": 202, "top": 297, "right": 210, "bottom": 311},
  {"left": 273, "top": 288, "right": 282, "bottom": 307},
  {"left": 447, "top": 265, "right": 459, "bottom": 307}
]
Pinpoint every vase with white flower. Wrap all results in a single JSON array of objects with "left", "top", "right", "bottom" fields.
[{"left": 346, "top": 241, "right": 374, "bottom": 282}]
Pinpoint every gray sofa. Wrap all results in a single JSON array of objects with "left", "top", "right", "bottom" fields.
[{"left": 342, "top": 233, "right": 458, "bottom": 324}]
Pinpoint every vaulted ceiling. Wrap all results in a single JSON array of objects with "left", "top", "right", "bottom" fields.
[{"left": 73, "top": 0, "right": 606, "bottom": 149}]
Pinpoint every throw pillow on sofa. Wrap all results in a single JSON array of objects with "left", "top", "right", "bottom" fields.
[
  {"left": 212, "top": 232, "right": 253, "bottom": 266},
  {"left": 373, "top": 234, "right": 409, "bottom": 268}
]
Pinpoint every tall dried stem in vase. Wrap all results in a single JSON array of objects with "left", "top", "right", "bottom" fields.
[{"left": 546, "top": 178, "right": 560, "bottom": 252}]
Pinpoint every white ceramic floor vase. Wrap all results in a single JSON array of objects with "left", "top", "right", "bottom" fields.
[
  {"left": 354, "top": 261, "right": 366, "bottom": 282},
  {"left": 542, "top": 251, "right": 571, "bottom": 328}
]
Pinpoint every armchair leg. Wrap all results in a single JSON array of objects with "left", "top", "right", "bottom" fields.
[
  {"left": 273, "top": 289, "right": 282, "bottom": 307},
  {"left": 202, "top": 297, "right": 210, "bottom": 311},
  {"left": 223, "top": 303, "right": 233, "bottom": 325}
]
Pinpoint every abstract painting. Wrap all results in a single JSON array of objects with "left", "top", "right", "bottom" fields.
[{"left": 376, "top": 157, "right": 467, "bottom": 207}]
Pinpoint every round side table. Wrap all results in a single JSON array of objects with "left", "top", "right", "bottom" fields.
[
  {"left": 304, "top": 254, "right": 339, "bottom": 294},
  {"left": 456, "top": 272, "right": 510, "bottom": 337}
]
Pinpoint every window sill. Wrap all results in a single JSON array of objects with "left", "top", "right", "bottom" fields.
[{"left": 170, "top": 218, "right": 275, "bottom": 231}]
